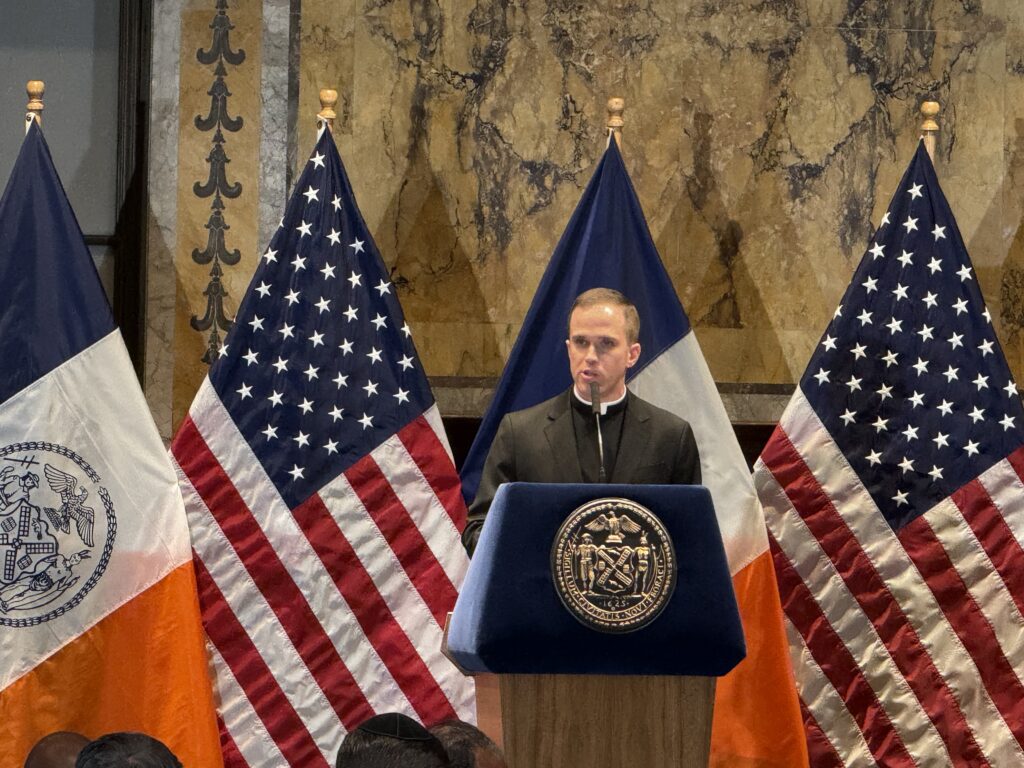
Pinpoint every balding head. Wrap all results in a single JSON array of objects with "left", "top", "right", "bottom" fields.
[{"left": 24, "top": 732, "right": 89, "bottom": 768}]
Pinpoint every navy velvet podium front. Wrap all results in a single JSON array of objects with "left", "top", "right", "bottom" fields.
[{"left": 448, "top": 483, "right": 746, "bottom": 676}]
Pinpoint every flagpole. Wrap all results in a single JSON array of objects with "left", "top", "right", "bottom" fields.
[
  {"left": 920, "top": 99, "right": 940, "bottom": 162},
  {"left": 25, "top": 80, "right": 43, "bottom": 134},
  {"left": 318, "top": 88, "right": 337, "bottom": 134},
  {"left": 607, "top": 97, "right": 624, "bottom": 147}
]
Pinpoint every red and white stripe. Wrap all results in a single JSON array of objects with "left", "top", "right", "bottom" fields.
[
  {"left": 757, "top": 388, "right": 1024, "bottom": 767},
  {"left": 172, "top": 380, "right": 474, "bottom": 767}
]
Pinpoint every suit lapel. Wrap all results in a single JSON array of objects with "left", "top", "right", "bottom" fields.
[
  {"left": 544, "top": 392, "right": 583, "bottom": 483},
  {"left": 610, "top": 393, "right": 651, "bottom": 483}
]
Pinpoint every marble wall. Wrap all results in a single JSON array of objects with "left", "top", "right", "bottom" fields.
[{"left": 147, "top": 0, "right": 1024, "bottom": 436}]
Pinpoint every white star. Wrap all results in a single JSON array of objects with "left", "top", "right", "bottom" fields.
[
  {"left": 272, "top": 356, "right": 288, "bottom": 373},
  {"left": 953, "top": 298, "right": 968, "bottom": 315},
  {"left": 822, "top": 334, "right": 837, "bottom": 351},
  {"left": 401, "top": 323, "right": 412, "bottom": 338},
  {"left": 1001, "top": 414, "right": 1016, "bottom": 431},
  {"left": 218, "top": 343, "right": 228, "bottom": 358},
  {"left": 296, "top": 221, "right": 312, "bottom": 237},
  {"left": 902, "top": 425, "right": 919, "bottom": 441},
  {"left": 893, "top": 489, "right": 909, "bottom": 507},
  {"left": 866, "top": 449, "right": 883, "bottom": 466},
  {"left": 964, "top": 440, "right": 980, "bottom": 457},
  {"left": 375, "top": 279, "right": 392, "bottom": 296},
  {"left": 261, "top": 424, "right": 278, "bottom": 441},
  {"left": 978, "top": 339, "right": 994, "bottom": 356},
  {"left": 1006, "top": 381, "right": 1019, "bottom": 397},
  {"left": 358, "top": 413, "right": 374, "bottom": 430},
  {"left": 892, "top": 283, "right": 909, "bottom": 301},
  {"left": 833, "top": 305, "right": 843, "bottom": 319},
  {"left": 942, "top": 365, "right": 958, "bottom": 383},
  {"left": 869, "top": 243, "right": 885, "bottom": 259},
  {"left": 344, "top": 305, "right": 358, "bottom": 322},
  {"left": 310, "top": 330, "right": 325, "bottom": 348},
  {"left": 947, "top": 332, "right": 963, "bottom": 350},
  {"left": 310, "top": 151, "right": 325, "bottom": 169},
  {"left": 957, "top": 264, "right": 973, "bottom": 282},
  {"left": 886, "top": 318, "right": 903, "bottom": 334},
  {"left": 877, "top": 383, "right": 893, "bottom": 401},
  {"left": 899, "top": 456, "right": 915, "bottom": 474},
  {"left": 973, "top": 373, "right": 989, "bottom": 391},
  {"left": 298, "top": 398, "right": 314, "bottom": 415},
  {"left": 262, "top": 248, "right": 278, "bottom": 264},
  {"left": 912, "top": 358, "right": 928, "bottom": 375},
  {"left": 326, "top": 228, "right": 341, "bottom": 246},
  {"left": 903, "top": 216, "right": 918, "bottom": 233},
  {"left": 398, "top": 355, "right": 414, "bottom": 371},
  {"left": 350, "top": 238, "right": 365, "bottom": 253},
  {"left": 395, "top": 388, "right": 410, "bottom": 404},
  {"left": 898, "top": 250, "right": 914, "bottom": 268},
  {"left": 348, "top": 271, "right": 362, "bottom": 288},
  {"left": 371, "top": 314, "right": 388, "bottom": 331},
  {"left": 857, "top": 309, "right": 872, "bottom": 326},
  {"left": 928, "top": 465, "right": 944, "bottom": 481},
  {"left": 881, "top": 211, "right": 891, "bottom": 226},
  {"left": 243, "top": 349, "right": 258, "bottom": 366},
  {"left": 363, "top": 380, "right": 379, "bottom": 397},
  {"left": 339, "top": 338, "right": 354, "bottom": 355},
  {"left": 333, "top": 372, "right": 349, "bottom": 388},
  {"left": 321, "top": 263, "right": 337, "bottom": 280},
  {"left": 968, "top": 406, "right": 984, "bottom": 423},
  {"left": 984, "top": 308, "right": 992, "bottom": 323},
  {"left": 291, "top": 255, "right": 306, "bottom": 271},
  {"left": 285, "top": 289, "right": 300, "bottom": 306},
  {"left": 329, "top": 405, "right": 344, "bottom": 422},
  {"left": 862, "top": 276, "right": 878, "bottom": 294},
  {"left": 937, "top": 399, "right": 954, "bottom": 416},
  {"left": 933, "top": 432, "right": 949, "bottom": 448},
  {"left": 288, "top": 464, "right": 304, "bottom": 481},
  {"left": 268, "top": 390, "right": 284, "bottom": 407},
  {"left": 304, "top": 364, "right": 319, "bottom": 381},
  {"left": 908, "top": 182, "right": 923, "bottom": 199},
  {"left": 917, "top": 325, "right": 934, "bottom": 342},
  {"left": 927, "top": 257, "right": 942, "bottom": 275},
  {"left": 331, "top": 195, "right": 342, "bottom": 211},
  {"left": 236, "top": 383, "right": 252, "bottom": 400},
  {"left": 248, "top": 315, "right": 264, "bottom": 332},
  {"left": 922, "top": 291, "right": 938, "bottom": 308},
  {"left": 908, "top": 391, "right": 925, "bottom": 408},
  {"left": 933, "top": 224, "right": 946, "bottom": 240},
  {"left": 315, "top": 296, "right": 331, "bottom": 313},
  {"left": 324, "top": 439, "right": 339, "bottom": 455},
  {"left": 303, "top": 185, "right": 319, "bottom": 204},
  {"left": 839, "top": 409, "right": 855, "bottom": 425},
  {"left": 882, "top": 350, "right": 899, "bottom": 367},
  {"left": 367, "top": 347, "right": 383, "bottom": 364},
  {"left": 851, "top": 343, "right": 867, "bottom": 360},
  {"left": 279, "top": 323, "right": 295, "bottom": 339},
  {"left": 255, "top": 281, "right": 271, "bottom": 298},
  {"left": 873, "top": 416, "right": 888, "bottom": 433}
]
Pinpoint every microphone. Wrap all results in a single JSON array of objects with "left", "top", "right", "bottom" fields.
[{"left": 590, "top": 382, "right": 607, "bottom": 483}]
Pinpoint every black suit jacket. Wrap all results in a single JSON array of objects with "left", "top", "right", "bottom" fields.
[{"left": 463, "top": 389, "right": 701, "bottom": 551}]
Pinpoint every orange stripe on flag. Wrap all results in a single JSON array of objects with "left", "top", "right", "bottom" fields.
[
  {"left": 0, "top": 561, "right": 223, "bottom": 768},
  {"left": 710, "top": 550, "right": 809, "bottom": 768}
]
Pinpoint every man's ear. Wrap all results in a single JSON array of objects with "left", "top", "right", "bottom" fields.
[{"left": 626, "top": 342, "right": 641, "bottom": 368}]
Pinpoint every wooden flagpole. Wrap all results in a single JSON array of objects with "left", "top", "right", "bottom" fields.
[
  {"left": 920, "top": 100, "right": 940, "bottom": 162},
  {"left": 607, "top": 97, "right": 624, "bottom": 147},
  {"left": 318, "top": 88, "right": 337, "bottom": 133},
  {"left": 25, "top": 80, "right": 44, "bottom": 133}
]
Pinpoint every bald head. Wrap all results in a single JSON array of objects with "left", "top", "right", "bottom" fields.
[{"left": 25, "top": 732, "right": 89, "bottom": 768}]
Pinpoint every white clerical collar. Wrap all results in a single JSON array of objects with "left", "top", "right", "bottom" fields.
[{"left": 573, "top": 387, "right": 627, "bottom": 415}]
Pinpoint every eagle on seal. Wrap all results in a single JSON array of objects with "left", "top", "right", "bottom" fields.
[{"left": 42, "top": 464, "right": 95, "bottom": 547}]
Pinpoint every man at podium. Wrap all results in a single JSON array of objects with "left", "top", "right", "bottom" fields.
[{"left": 463, "top": 288, "right": 701, "bottom": 553}]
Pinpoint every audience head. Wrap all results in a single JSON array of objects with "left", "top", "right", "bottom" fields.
[
  {"left": 24, "top": 732, "right": 90, "bottom": 768},
  {"left": 74, "top": 733, "right": 182, "bottom": 768},
  {"left": 430, "top": 720, "right": 507, "bottom": 768},
  {"left": 336, "top": 713, "right": 449, "bottom": 768}
]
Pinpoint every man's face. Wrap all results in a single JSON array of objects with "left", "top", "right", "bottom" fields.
[{"left": 566, "top": 303, "right": 641, "bottom": 401}]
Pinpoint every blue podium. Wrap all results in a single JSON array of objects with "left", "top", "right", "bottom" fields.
[{"left": 447, "top": 483, "right": 745, "bottom": 768}]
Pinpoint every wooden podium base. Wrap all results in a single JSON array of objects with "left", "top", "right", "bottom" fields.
[{"left": 474, "top": 674, "right": 716, "bottom": 768}]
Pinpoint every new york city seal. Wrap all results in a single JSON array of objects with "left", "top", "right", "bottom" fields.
[{"left": 551, "top": 497, "right": 676, "bottom": 633}]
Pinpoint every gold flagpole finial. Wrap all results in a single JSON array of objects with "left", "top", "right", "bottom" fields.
[
  {"left": 25, "top": 81, "right": 44, "bottom": 133},
  {"left": 606, "top": 97, "right": 624, "bottom": 148},
  {"left": 920, "top": 100, "right": 940, "bottom": 162},
  {"left": 318, "top": 89, "right": 338, "bottom": 132}
]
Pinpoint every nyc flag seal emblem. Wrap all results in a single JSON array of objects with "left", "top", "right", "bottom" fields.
[
  {"left": 0, "top": 442, "right": 115, "bottom": 627},
  {"left": 552, "top": 497, "right": 675, "bottom": 633}
]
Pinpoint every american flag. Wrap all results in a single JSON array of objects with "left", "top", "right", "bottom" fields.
[
  {"left": 756, "top": 141, "right": 1024, "bottom": 766},
  {"left": 172, "top": 127, "right": 475, "bottom": 768}
]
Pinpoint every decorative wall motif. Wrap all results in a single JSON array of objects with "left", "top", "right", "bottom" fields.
[{"left": 190, "top": 0, "right": 246, "bottom": 365}]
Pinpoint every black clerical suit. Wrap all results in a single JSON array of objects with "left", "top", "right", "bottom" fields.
[{"left": 463, "top": 388, "right": 701, "bottom": 552}]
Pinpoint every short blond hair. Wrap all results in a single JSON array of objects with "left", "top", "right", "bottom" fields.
[{"left": 568, "top": 288, "right": 640, "bottom": 343}]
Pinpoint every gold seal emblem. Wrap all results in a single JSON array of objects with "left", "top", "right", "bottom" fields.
[{"left": 551, "top": 497, "right": 676, "bottom": 633}]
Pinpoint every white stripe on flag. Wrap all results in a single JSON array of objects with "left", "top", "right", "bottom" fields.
[
  {"left": 424, "top": 404, "right": 456, "bottom": 464},
  {"left": 980, "top": 459, "right": 1024, "bottom": 553}
]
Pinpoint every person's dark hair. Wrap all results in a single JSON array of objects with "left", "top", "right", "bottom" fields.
[
  {"left": 430, "top": 720, "right": 506, "bottom": 768},
  {"left": 74, "top": 733, "right": 182, "bottom": 768},
  {"left": 336, "top": 713, "right": 449, "bottom": 768},
  {"left": 567, "top": 288, "right": 640, "bottom": 344},
  {"left": 24, "top": 731, "right": 90, "bottom": 768}
]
